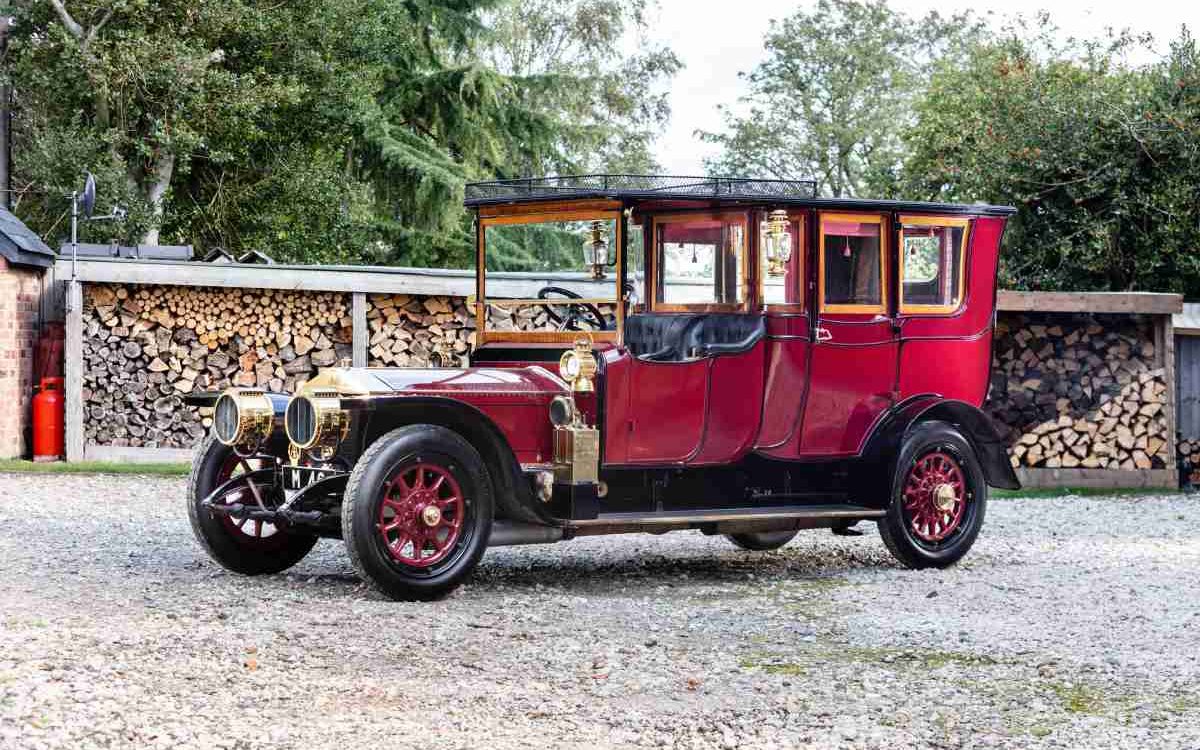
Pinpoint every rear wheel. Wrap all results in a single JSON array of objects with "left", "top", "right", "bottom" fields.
[
  {"left": 878, "top": 421, "right": 987, "bottom": 569},
  {"left": 187, "top": 436, "right": 318, "bottom": 575},
  {"left": 342, "top": 425, "right": 493, "bottom": 601},
  {"left": 725, "top": 530, "right": 798, "bottom": 551}
]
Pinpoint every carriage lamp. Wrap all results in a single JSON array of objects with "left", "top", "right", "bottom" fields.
[
  {"left": 582, "top": 220, "right": 609, "bottom": 280},
  {"left": 213, "top": 389, "right": 275, "bottom": 449},
  {"left": 763, "top": 210, "right": 792, "bottom": 277},
  {"left": 558, "top": 338, "right": 598, "bottom": 392},
  {"left": 285, "top": 390, "right": 349, "bottom": 456}
]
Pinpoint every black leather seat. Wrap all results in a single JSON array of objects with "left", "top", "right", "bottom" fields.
[{"left": 625, "top": 313, "right": 765, "bottom": 362}]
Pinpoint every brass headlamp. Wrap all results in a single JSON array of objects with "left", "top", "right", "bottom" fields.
[
  {"left": 558, "top": 337, "right": 597, "bottom": 392},
  {"left": 212, "top": 388, "right": 274, "bottom": 448},
  {"left": 285, "top": 390, "right": 350, "bottom": 457}
]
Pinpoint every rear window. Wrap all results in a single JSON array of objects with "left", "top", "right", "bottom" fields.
[{"left": 900, "top": 217, "right": 968, "bottom": 314}]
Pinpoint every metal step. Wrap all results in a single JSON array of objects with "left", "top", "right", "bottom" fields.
[{"left": 568, "top": 504, "right": 884, "bottom": 529}]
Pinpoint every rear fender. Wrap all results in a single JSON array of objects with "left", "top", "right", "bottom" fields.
[
  {"left": 359, "top": 396, "right": 546, "bottom": 525},
  {"left": 857, "top": 395, "right": 1020, "bottom": 503}
]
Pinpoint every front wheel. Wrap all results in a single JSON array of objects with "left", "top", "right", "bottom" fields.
[
  {"left": 878, "top": 421, "right": 987, "bottom": 569},
  {"left": 342, "top": 425, "right": 493, "bottom": 601},
  {"left": 187, "top": 436, "right": 319, "bottom": 575}
]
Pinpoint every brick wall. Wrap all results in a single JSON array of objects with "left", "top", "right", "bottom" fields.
[{"left": 0, "top": 257, "right": 44, "bottom": 458}]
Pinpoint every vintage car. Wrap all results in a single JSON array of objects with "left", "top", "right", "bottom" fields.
[{"left": 186, "top": 175, "right": 1019, "bottom": 600}]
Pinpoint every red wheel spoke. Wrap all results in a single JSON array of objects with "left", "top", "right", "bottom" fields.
[
  {"left": 376, "top": 462, "right": 465, "bottom": 568},
  {"left": 902, "top": 451, "right": 968, "bottom": 545}
]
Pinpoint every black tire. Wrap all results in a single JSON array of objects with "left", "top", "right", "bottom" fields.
[
  {"left": 878, "top": 420, "right": 987, "bottom": 569},
  {"left": 187, "top": 435, "right": 319, "bottom": 575},
  {"left": 342, "top": 425, "right": 494, "bottom": 601},
  {"left": 725, "top": 530, "right": 798, "bottom": 551}
]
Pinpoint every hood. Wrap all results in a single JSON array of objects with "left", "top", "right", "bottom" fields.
[{"left": 306, "top": 366, "right": 569, "bottom": 403}]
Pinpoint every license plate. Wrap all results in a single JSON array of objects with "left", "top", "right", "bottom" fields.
[{"left": 282, "top": 465, "right": 335, "bottom": 492}]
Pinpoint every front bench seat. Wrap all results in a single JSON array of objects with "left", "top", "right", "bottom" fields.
[{"left": 625, "top": 313, "right": 766, "bottom": 362}]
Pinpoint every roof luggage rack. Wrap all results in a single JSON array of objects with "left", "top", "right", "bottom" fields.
[{"left": 465, "top": 174, "right": 818, "bottom": 203}]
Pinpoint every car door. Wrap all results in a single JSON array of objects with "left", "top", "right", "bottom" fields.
[
  {"left": 620, "top": 211, "right": 759, "bottom": 464},
  {"left": 754, "top": 210, "right": 811, "bottom": 454},
  {"left": 798, "top": 212, "right": 898, "bottom": 457}
]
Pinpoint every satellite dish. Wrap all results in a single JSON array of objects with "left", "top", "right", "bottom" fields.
[{"left": 80, "top": 173, "right": 96, "bottom": 219}]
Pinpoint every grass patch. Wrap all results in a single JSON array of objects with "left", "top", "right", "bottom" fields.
[
  {"left": 1048, "top": 682, "right": 1108, "bottom": 715},
  {"left": 0, "top": 459, "right": 190, "bottom": 477},
  {"left": 739, "top": 658, "right": 806, "bottom": 676},
  {"left": 993, "top": 487, "right": 1181, "bottom": 499}
]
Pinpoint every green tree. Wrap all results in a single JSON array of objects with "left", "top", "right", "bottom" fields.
[
  {"left": 902, "top": 21, "right": 1200, "bottom": 293},
  {"left": 478, "top": 0, "right": 680, "bottom": 174},
  {"left": 2, "top": 0, "right": 679, "bottom": 267},
  {"left": 701, "top": 0, "right": 980, "bottom": 197}
]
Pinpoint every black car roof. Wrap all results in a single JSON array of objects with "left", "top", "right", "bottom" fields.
[{"left": 463, "top": 175, "right": 1016, "bottom": 217}]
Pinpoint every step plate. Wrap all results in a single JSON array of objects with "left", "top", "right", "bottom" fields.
[{"left": 567, "top": 504, "right": 884, "bottom": 528}]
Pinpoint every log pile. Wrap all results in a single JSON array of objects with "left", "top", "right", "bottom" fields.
[
  {"left": 83, "top": 284, "right": 351, "bottom": 448},
  {"left": 1177, "top": 438, "right": 1200, "bottom": 484},
  {"left": 986, "top": 313, "right": 1169, "bottom": 470},
  {"left": 366, "top": 294, "right": 475, "bottom": 367}
]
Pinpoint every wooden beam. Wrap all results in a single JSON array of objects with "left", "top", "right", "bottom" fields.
[
  {"left": 1015, "top": 468, "right": 1175, "bottom": 490},
  {"left": 63, "top": 280, "right": 84, "bottom": 462},
  {"left": 351, "top": 291, "right": 367, "bottom": 367},
  {"left": 84, "top": 445, "right": 193, "bottom": 464},
  {"left": 53, "top": 258, "right": 613, "bottom": 300},
  {"left": 998, "top": 290, "right": 1183, "bottom": 315}
]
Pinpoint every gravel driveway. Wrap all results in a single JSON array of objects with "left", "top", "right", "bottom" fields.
[{"left": 1, "top": 472, "right": 1197, "bottom": 749}]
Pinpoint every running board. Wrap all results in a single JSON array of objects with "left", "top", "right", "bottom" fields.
[{"left": 566, "top": 504, "right": 885, "bottom": 536}]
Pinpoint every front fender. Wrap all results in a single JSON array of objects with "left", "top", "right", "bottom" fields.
[
  {"left": 858, "top": 395, "right": 1020, "bottom": 499},
  {"left": 359, "top": 395, "right": 552, "bottom": 526}
]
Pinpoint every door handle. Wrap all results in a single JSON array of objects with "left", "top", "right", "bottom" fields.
[{"left": 815, "top": 327, "right": 833, "bottom": 342}]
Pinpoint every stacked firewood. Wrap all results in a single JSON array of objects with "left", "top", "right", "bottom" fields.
[
  {"left": 366, "top": 294, "right": 475, "bottom": 367},
  {"left": 1177, "top": 437, "right": 1200, "bottom": 484},
  {"left": 987, "top": 314, "right": 1169, "bottom": 470},
  {"left": 82, "top": 284, "right": 351, "bottom": 448}
]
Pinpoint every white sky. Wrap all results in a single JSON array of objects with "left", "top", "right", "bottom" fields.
[{"left": 649, "top": 0, "right": 1198, "bottom": 174}]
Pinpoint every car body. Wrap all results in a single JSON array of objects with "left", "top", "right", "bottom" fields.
[{"left": 187, "top": 175, "right": 1019, "bottom": 599}]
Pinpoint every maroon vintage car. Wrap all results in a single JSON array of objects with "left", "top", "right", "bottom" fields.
[{"left": 186, "top": 176, "right": 1019, "bottom": 600}]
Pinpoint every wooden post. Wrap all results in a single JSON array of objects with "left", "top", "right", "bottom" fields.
[
  {"left": 351, "top": 291, "right": 367, "bottom": 367},
  {"left": 64, "top": 280, "right": 84, "bottom": 461},
  {"left": 1161, "top": 313, "right": 1179, "bottom": 487}
]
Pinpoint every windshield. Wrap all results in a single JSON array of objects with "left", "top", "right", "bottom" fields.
[{"left": 478, "top": 210, "right": 625, "bottom": 341}]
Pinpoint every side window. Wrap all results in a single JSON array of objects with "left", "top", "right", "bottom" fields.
[
  {"left": 819, "top": 214, "right": 885, "bottom": 313},
  {"left": 900, "top": 217, "right": 968, "bottom": 314},
  {"left": 625, "top": 220, "right": 646, "bottom": 311},
  {"left": 760, "top": 212, "right": 804, "bottom": 306},
  {"left": 654, "top": 214, "right": 747, "bottom": 308}
]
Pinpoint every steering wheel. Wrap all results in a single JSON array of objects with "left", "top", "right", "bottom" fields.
[{"left": 537, "top": 286, "right": 608, "bottom": 331}]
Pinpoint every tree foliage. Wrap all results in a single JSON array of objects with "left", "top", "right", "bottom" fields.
[
  {"left": 1, "top": 0, "right": 677, "bottom": 266},
  {"left": 903, "top": 23, "right": 1200, "bottom": 293},
  {"left": 700, "top": 0, "right": 981, "bottom": 198}
]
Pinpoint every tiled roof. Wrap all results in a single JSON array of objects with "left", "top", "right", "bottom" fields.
[{"left": 0, "top": 207, "right": 53, "bottom": 268}]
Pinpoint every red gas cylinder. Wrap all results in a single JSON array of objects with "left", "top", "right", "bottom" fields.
[{"left": 33, "top": 377, "right": 65, "bottom": 462}]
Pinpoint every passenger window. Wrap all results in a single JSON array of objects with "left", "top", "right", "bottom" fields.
[
  {"left": 900, "top": 217, "right": 968, "bottom": 314},
  {"left": 820, "top": 214, "right": 885, "bottom": 313},
  {"left": 760, "top": 212, "right": 803, "bottom": 306},
  {"left": 626, "top": 221, "right": 646, "bottom": 310},
  {"left": 654, "top": 214, "right": 747, "bottom": 308}
]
